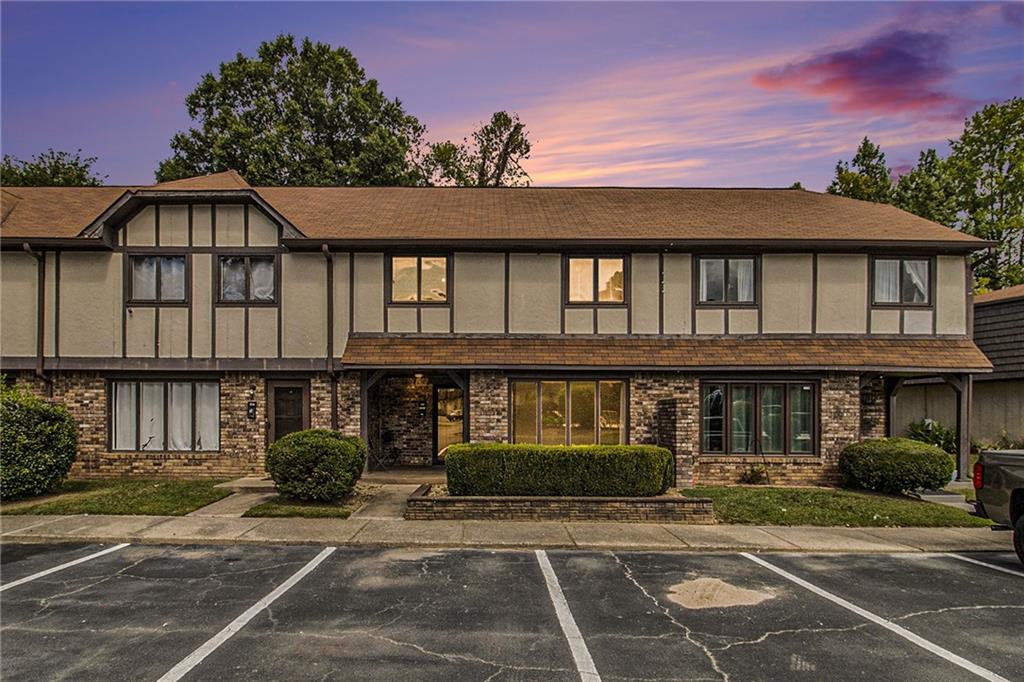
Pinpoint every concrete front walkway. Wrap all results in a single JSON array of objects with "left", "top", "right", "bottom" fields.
[{"left": 0, "top": 513, "right": 1011, "bottom": 552}]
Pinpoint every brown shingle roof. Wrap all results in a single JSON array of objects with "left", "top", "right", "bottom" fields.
[
  {"left": 150, "top": 170, "right": 251, "bottom": 191},
  {"left": 1, "top": 187, "right": 128, "bottom": 240},
  {"left": 341, "top": 335, "right": 992, "bottom": 373},
  {"left": 975, "top": 283, "right": 1024, "bottom": 306}
]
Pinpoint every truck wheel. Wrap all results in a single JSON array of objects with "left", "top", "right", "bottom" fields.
[{"left": 1015, "top": 515, "right": 1024, "bottom": 567}]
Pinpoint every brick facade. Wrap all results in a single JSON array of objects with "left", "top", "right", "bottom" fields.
[
  {"left": 860, "top": 376, "right": 887, "bottom": 440},
  {"left": 468, "top": 371, "right": 508, "bottom": 442},
  {"left": 369, "top": 376, "right": 435, "bottom": 467}
]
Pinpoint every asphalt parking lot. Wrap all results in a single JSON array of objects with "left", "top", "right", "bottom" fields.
[{"left": 1, "top": 543, "right": 1021, "bottom": 681}]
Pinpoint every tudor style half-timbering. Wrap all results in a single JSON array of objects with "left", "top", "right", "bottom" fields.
[{"left": 0, "top": 171, "right": 992, "bottom": 483}]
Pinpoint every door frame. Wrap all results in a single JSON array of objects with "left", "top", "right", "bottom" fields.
[{"left": 266, "top": 379, "right": 310, "bottom": 444}]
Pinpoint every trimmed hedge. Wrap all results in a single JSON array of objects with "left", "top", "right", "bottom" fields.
[
  {"left": 265, "top": 429, "right": 366, "bottom": 502},
  {"left": 445, "top": 443, "right": 674, "bottom": 497},
  {"left": 840, "top": 437, "right": 954, "bottom": 494},
  {"left": 0, "top": 382, "right": 78, "bottom": 501}
]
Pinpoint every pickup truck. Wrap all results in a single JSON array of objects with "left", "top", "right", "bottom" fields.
[{"left": 973, "top": 449, "right": 1024, "bottom": 565}]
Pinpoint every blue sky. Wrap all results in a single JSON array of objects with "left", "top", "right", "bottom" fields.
[{"left": 2, "top": 2, "right": 1021, "bottom": 188}]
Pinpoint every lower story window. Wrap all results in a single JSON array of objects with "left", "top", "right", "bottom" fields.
[
  {"left": 511, "top": 380, "right": 625, "bottom": 445},
  {"left": 701, "top": 380, "right": 816, "bottom": 455},
  {"left": 111, "top": 380, "right": 219, "bottom": 451}
]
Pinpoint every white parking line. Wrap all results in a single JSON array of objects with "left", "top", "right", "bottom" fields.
[
  {"left": 947, "top": 553, "right": 1024, "bottom": 578},
  {"left": 0, "top": 543, "right": 129, "bottom": 593},
  {"left": 156, "top": 546, "right": 336, "bottom": 682},
  {"left": 742, "top": 553, "right": 1010, "bottom": 682},
  {"left": 535, "top": 550, "right": 601, "bottom": 682}
]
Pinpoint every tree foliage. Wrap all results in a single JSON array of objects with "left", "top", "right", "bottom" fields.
[
  {"left": 155, "top": 35, "right": 428, "bottom": 186},
  {"left": 0, "top": 149, "right": 105, "bottom": 187},
  {"left": 428, "top": 111, "right": 532, "bottom": 187},
  {"left": 827, "top": 137, "right": 893, "bottom": 203},
  {"left": 893, "top": 148, "right": 958, "bottom": 227}
]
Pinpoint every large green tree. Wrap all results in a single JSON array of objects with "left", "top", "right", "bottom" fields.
[
  {"left": 894, "top": 148, "right": 958, "bottom": 227},
  {"left": 428, "top": 111, "right": 532, "bottom": 187},
  {"left": 946, "top": 97, "right": 1024, "bottom": 289},
  {"left": 156, "top": 35, "right": 428, "bottom": 186},
  {"left": 0, "top": 149, "right": 105, "bottom": 186},
  {"left": 827, "top": 137, "right": 894, "bottom": 203}
]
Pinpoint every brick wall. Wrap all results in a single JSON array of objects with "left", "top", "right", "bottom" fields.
[
  {"left": 860, "top": 376, "right": 887, "bottom": 439},
  {"left": 469, "top": 371, "right": 508, "bottom": 442},
  {"left": 629, "top": 373, "right": 699, "bottom": 486},
  {"left": 370, "top": 376, "right": 434, "bottom": 466}
]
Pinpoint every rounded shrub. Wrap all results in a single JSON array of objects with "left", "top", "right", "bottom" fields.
[
  {"left": 0, "top": 382, "right": 78, "bottom": 501},
  {"left": 265, "top": 430, "right": 366, "bottom": 502},
  {"left": 840, "top": 437, "right": 954, "bottom": 494}
]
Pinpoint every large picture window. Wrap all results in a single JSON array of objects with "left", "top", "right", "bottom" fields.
[
  {"left": 567, "top": 257, "right": 625, "bottom": 304},
  {"left": 129, "top": 255, "right": 187, "bottom": 303},
  {"left": 698, "top": 257, "right": 755, "bottom": 304},
  {"left": 701, "top": 380, "right": 816, "bottom": 455},
  {"left": 873, "top": 258, "right": 930, "bottom": 305},
  {"left": 390, "top": 256, "right": 449, "bottom": 303},
  {"left": 218, "top": 255, "right": 276, "bottom": 303},
  {"left": 511, "top": 379, "right": 625, "bottom": 445},
  {"left": 111, "top": 380, "right": 219, "bottom": 451}
]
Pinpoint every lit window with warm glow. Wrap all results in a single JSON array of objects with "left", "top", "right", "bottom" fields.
[{"left": 390, "top": 256, "right": 448, "bottom": 303}]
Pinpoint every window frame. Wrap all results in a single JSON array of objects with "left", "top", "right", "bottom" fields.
[
  {"left": 107, "top": 378, "right": 220, "bottom": 452},
  {"left": 386, "top": 254, "right": 451, "bottom": 305},
  {"left": 126, "top": 254, "right": 190, "bottom": 306},
  {"left": 694, "top": 255, "right": 759, "bottom": 307},
  {"left": 564, "top": 255, "right": 629, "bottom": 307},
  {"left": 699, "top": 379, "right": 818, "bottom": 457},
  {"left": 870, "top": 256, "right": 934, "bottom": 308},
  {"left": 215, "top": 254, "right": 279, "bottom": 306},
  {"left": 508, "top": 377, "right": 629, "bottom": 445}
]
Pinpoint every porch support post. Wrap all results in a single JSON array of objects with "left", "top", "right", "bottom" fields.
[
  {"left": 945, "top": 373, "right": 972, "bottom": 481},
  {"left": 884, "top": 376, "right": 905, "bottom": 437},
  {"left": 361, "top": 370, "right": 387, "bottom": 471}
]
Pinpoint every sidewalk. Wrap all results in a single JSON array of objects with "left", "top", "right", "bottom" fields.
[{"left": 0, "top": 513, "right": 1012, "bottom": 552}]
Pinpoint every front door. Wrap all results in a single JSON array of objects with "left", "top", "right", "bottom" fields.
[
  {"left": 268, "top": 381, "right": 309, "bottom": 442},
  {"left": 434, "top": 386, "right": 464, "bottom": 464}
]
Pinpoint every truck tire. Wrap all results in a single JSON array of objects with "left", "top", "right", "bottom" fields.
[{"left": 1015, "top": 515, "right": 1024, "bottom": 567}]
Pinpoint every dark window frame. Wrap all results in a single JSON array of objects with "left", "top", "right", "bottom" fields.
[
  {"left": 126, "top": 254, "right": 190, "bottom": 306},
  {"left": 107, "top": 378, "right": 220, "bottom": 452},
  {"left": 694, "top": 255, "right": 759, "bottom": 307},
  {"left": 215, "top": 254, "right": 279, "bottom": 306},
  {"left": 508, "top": 378, "right": 629, "bottom": 445},
  {"left": 386, "top": 254, "right": 451, "bottom": 305},
  {"left": 699, "top": 379, "right": 819, "bottom": 456},
  {"left": 564, "top": 255, "right": 629, "bottom": 307},
  {"left": 870, "top": 256, "right": 935, "bottom": 308}
]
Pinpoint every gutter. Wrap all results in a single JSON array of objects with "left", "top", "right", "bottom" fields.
[
  {"left": 322, "top": 243, "right": 338, "bottom": 430},
  {"left": 21, "top": 242, "right": 48, "bottom": 387}
]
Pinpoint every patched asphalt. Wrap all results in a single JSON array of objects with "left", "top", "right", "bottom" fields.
[{"left": 1, "top": 543, "right": 1021, "bottom": 681}]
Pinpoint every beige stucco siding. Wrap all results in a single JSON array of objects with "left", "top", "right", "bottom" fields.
[
  {"left": 894, "top": 379, "right": 1024, "bottom": 443},
  {"left": 158, "top": 307, "right": 189, "bottom": 358},
  {"left": 60, "top": 253, "right": 122, "bottom": 357},
  {"left": 353, "top": 253, "right": 384, "bottom": 332},
  {"left": 936, "top": 255, "right": 967, "bottom": 335},
  {"left": 192, "top": 205, "right": 213, "bottom": 246},
  {"left": 125, "top": 206, "right": 156, "bottom": 246},
  {"left": 729, "top": 308, "right": 758, "bottom": 334},
  {"left": 282, "top": 253, "right": 327, "bottom": 357},
  {"left": 904, "top": 309, "right": 933, "bottom": 334},
  {"left": 387, "top": 307, "right": 417, "bottom": 333},
  {"left": 871, "top": 308, "right": 901, "bottom": 334},
  {"left": 564, "top": 308, "right": 593, "bottom": 334},
  {"left": 0, "top": 253, "right": 38, "bottom": 356},
  {"left": 420, "top": 307, "right": 450, "bottom": 333},
  {"left": 453, "top": 253, "right": 505, "bottom": 333},
  {"left": 695, "top": 308, "right": 725, "bottom": 335},
  {"left": 248, "top": 207, "right": 279, "bottom": 246},
  {"left": 761, "top": 254, "right": 812, "bottom": 333},
  {"left": 598, "top": 307, "right": 628, "bottom": 334},
  {"left": 509, "top": 254, "right": 561, "bottom": 333},
  {"left": 159, "top": 206, "right": 189, "bottom": 247},
  {"left": 663, "top": 254, "right": 691, "bottom": 334},
  {"left": 191, "top": 254, "right": 212, "bottom": 357},
  {"left": 332, "top": 253, "right": 350, "bottom": 357},
  {"left": 125, "top": 306, "right": 155, "bottom": 357},
  {"left": 43, "top": 253, "right": 56, "bottom": 356},
  {"left": 816, "top": 254, "right": 868, "bottom": 333},
  {"left": 214, "top": 308, "right": 245, "bottom": 357},
  {"left": 213, "top": 205, "right": 243, "bottom": 246},
  {"left": 248, "top": 307, "right": 278, "bottom": 358},
  {"left": 630, "top": 254, "right": 659, "bottom": 334}
]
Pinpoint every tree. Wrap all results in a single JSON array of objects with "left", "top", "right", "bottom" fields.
[
  {"left": 827, "top": 137, "right": 894, "bottom": 203},
  {"left": 428, "top": 111, "right": 531, "bottom": 187},
  {"left": 155, "top": 35, "right": 428, "bottom": 186},
  {"left": 894, "top": 148, "right": 958, "bottom": 227},
  {"left": 946, "top": 98, "right": 1024, "bottom": 289},
  {"left": 0, "top": 149, "right": 105, "bottom": 186},
  {"left": 788, "top": 181, "right": 804, "bottom": 190}
]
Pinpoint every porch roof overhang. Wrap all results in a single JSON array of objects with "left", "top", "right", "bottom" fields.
[{"left": 340, "top": 334, "right": 993, "bottom": 375}]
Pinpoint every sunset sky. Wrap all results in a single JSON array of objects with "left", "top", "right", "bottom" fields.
[{"left": 2, "top": 1, "right": 1021, "bottom": 189}]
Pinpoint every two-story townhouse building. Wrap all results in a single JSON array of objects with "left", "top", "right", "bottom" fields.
[{"left": 0, "top": 171, "right": 992, "bottom": 485}]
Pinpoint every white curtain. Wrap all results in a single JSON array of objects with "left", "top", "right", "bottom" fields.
[
  {"left": 194, "top": 382, "right": 220, "bottom": 451},
  {"left": 731, "top": 259, "right": 754, "bottom": 302},
  {"left": 220, "top": 257, "right": 246, "bottom": 301},
  {"left": 568, "top": 258, "right": 594, "bottom": 302},
  {"left": 131, "top": 257, "right": 157, "bottom": 300},
  {"left": 160, "top": 257, "right": 186, "bottom": 301},
  {"left": 167, "top": 383, "right": 192, "bottom": 451},
  {"left": 904, "top": 260, "right": 929, "bottom": 303},
  {"left": 140, "top": 382, "right": 164, "bottom": 451},
  {"left": 700, "top": 259, "right": 724, "bottom": 302},
  {"left": 112, "top": 382, "right": 137, "bottom": 450},
  {"left": 874, "top": 259, "right": 900, "bottom": 303},
  {"left": 250, "top": 258, "right": 275, "bottom": 301}
]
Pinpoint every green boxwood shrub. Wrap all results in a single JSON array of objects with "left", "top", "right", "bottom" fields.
[
  {"left": 445, "top": 443, "right": 674, "bottom": 497},
  {"left": 0, "top": 382, "right": 78, "bottom": 501},
  {"left": 265, "top": 430, "right": 366, "bottom": 502},
  {"left": 840, "top": 437, "right": 954, "bottom": 494}
]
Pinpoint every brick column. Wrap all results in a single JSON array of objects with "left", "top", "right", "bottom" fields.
[
  {"left": 469, "top": 371, "right": 507, "bottom": 442},
  {"left": 859, "top": 376, "right": 887, "bottom": 440}
]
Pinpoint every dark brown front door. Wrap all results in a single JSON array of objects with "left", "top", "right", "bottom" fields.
[{"left": 268, "top": 381, "right": 309, "bottom": 442}]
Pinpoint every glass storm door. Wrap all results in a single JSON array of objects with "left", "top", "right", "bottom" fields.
[{"left": 434, "top": 387, "right": 464, "bottom": 464}]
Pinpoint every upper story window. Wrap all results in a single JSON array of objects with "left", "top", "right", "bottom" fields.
[
  {"left": 698, "top": 257, "right": 755, "bottom": 305},
  {"left": 567, "top": 256, "right": 625, "bottom": 304},
  {"left": 701, "top": 380, "right": 816, "bottom": 456},
  {"left": 390, "top": 256, "right": 448, "bottom": 303},
  {"left": 218, "top": 255, "right": 276, "bottom": 303},
  {"left": 873, "top": 258, "right": 930, "bottom": 305},
  {"left": 129, "top": 255, "right": 186, "bottom": 303}
]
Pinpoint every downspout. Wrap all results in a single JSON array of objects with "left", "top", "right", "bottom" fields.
[
  {"left": 22, "top": 242, "right": 47, "bottom": 387},
  {"left": 322, "top": 243, "right": 338, "bottom": 430}
]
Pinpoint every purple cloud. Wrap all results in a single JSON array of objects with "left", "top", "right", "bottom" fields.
[
  {"left": 753, "top": 30, "right": 972, "bottom": 119},
  {"left": 1002, "top": 3, "right": 1024, "bottom": 28}
]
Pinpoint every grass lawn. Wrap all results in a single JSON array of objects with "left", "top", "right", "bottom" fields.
[
  {"left": 677, "top": 485, "right": 990, "bottom": 527},
  {"left": 1, "top": 479, "right": 232, "bottom": 516},
  {"left": 242, "top": 484, "right": 377, "bottom": 518}
]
